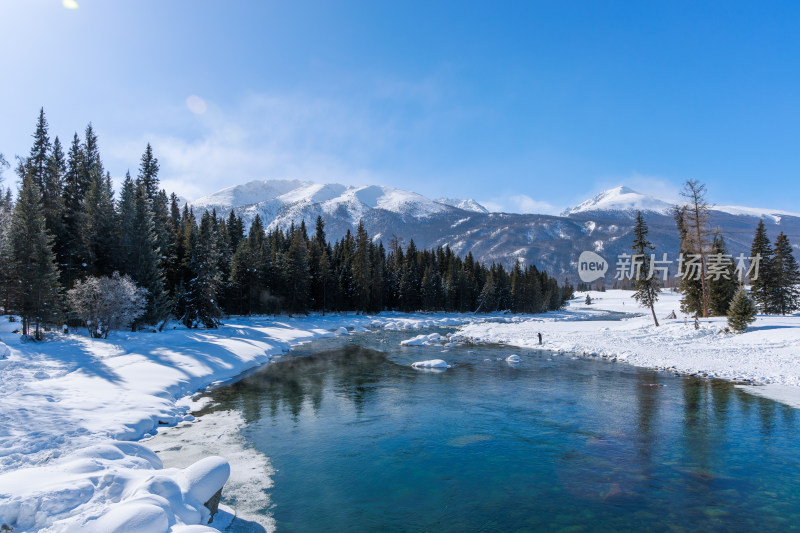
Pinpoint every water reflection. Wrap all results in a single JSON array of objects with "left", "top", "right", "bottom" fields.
[
  {"left": 199, "top": 331, "right": 800, "bottom": 532},
  {"left": 204, "top": 345, "right": 393, "bottom": 422}
]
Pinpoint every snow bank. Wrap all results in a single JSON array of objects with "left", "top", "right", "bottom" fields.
[
  {"left": 456, "top": 290, "right": 800, "bottom": 408},
  {"left": 411, "top": 359, "right": 450, "bottom": 369},
  {"left": 401, "top": 332, "right": 442, "bottom": 346},
  {"left": 0, "top": 441, "right": 227, "bottom": 532}
]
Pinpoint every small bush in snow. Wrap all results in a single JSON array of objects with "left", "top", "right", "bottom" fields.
[
  {"left": 67, "top": 273, "right": 148, "bottom": 338},
  {"left": 727, "top": 288, "right": 757, "bottom": 333}
]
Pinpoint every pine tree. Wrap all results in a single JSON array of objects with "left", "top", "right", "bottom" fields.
[
  {"left": 352, "top": 220, "right": 372, "bottom": 312},
  {"left": 708, "top": 231, "right": 738, "bottom": 316},
  {"left": 585, "top": 294, "right": 592, "bottom": 305},
  {"left": 771, "top": 232, "right": 800, "bottom": 315},
  {"left": 182, "top": 212, "right": 222, "bottom": 328},
  {"left": 631, "top": 211, "right": 660, "bottom": 326},
  {"left": 61, "top": 133, "right": 90, "bottom": 287},
  {"left": 43, "top": 136, "right": 66, "bottom": 252},
  {"left": 750, "top": 220, "right": 775, "bottom": 313},
  {"left": 674, "top": 205, "right": 703, "bottom": 316},
  {"left": 138, "top": 143, "right": 161, "bottom": 201},
  {"left": 727, "top": 288, "right": 757, "bottom": 333},
  {"left": 26, "top": 108, "right": 52, "bottom": 192},
  {"left": 129, "top": 184, "right": 170, "bottom": 328},
  {"left": 284, "top": 226, "right": 310, "bottom": 315},
  {"left": 85, "top": 169, "right": 117, "bottom": 276},
  {"left": 0, "top": 154, "right": 14, "bottom": 314},
  {"left": 8, "top": 172, "right": 62, "bottom": 338}
]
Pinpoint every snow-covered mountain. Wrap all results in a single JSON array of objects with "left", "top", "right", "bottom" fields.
[
  {"left": 190, "top": 180, "right": 487, "bottom": 235},
  {"left": 188, "top": 181, "right": 800, "bottom": 279},
  {"left": 560, "top": 186, "right": 674, "bottom": 216},
  {"left": 436, "top": 198, "right": 489, "bottom": 213}
]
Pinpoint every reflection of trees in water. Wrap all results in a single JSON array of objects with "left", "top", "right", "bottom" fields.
[
  {"left": 556, "top": 371, "right": 664, "bottom": 506},
  {"left": 204, "top": 345, "right": 391, "bottom": 423}
]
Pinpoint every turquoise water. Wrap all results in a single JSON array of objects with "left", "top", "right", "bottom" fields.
[{"left": 202, "top": 328, "right": 800, "bottom": 532}]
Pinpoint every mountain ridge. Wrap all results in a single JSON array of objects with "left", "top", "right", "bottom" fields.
[{"left": 187, "top": 180, "right": 800, "bottom": 279}]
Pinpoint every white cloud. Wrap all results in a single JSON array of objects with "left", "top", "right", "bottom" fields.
[
  {"left": 480, "top": 194, "right": 558, "bottom": 215},
  {"left": 106, "top": 91, "right": 406, "bottom": 201}
]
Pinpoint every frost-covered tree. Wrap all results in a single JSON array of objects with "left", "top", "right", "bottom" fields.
[
  {"left": 727, "top": 288, "right": 757, "bottom": 333},
  {"left": 67, "top": 273, "right": 147, "bottom": 338},
  {"left": 631, "top": 211, "right": 660, "bottom": 327}
]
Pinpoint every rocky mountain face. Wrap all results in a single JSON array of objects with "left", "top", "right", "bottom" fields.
[{"left": 189, "top": 181, "right": 800, "bottom": 281}]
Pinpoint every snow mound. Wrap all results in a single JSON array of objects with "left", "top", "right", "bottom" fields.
[
  {"left": 410, "top": 359, "right": 450, "bottom": 369},
  {"left": 506, "top": 354, "right": 521, "bottom": 362},
  {"left": 401, "top": 332, "right": 443, "bottom": 346},
  {"left": 0, "top": 342, "right": 8, "bottom": 359},
  {"left": 0, "top": 442, "right": 229, "bottom": 533}
]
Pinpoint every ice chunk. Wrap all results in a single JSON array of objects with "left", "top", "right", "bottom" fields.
[{"left": 411, "top": 359, "right": 449, "bottom": 369}]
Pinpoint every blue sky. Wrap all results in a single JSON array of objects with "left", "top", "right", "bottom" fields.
[{"left": 1, "top": 1, "right": 799, "bottom": 213}]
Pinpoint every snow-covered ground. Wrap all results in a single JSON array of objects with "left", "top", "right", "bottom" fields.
[
  {"left": 0, "top": 313, "right": 471, "bottom": 532},
  {"left": 456, "top": 289, "right": 800, "bottom": 408},
  {"left": 1, "top": 290, "right": 799, "bottom": 532}
]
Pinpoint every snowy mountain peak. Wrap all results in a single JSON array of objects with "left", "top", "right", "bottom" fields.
[
  {"left": 192, "top": 179, "right": 312, "bottom": 209},
  {"left": 436, "top": 198, "right": 489, "bottom": 213},
  {"left": 561, "top": 186, "right": 674, "bottom": 216}
]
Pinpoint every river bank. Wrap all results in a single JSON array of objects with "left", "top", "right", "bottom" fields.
[{"left": 1, "top": 289, "right": 799, "bottom": 531}]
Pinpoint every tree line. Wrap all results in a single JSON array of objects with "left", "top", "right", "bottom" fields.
[
  {"left": 674, "top": 180, "right": 799, "bottom": 320},
  {"left": 602, "top": 179, "right": 798, "bottom": 332},
  {"left": 0, "top": 110, "right": 572, "bottom": 338}
]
